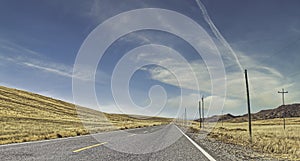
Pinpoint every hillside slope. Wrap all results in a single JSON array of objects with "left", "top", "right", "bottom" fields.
[
  {"left": 0, "top": 86, "right": 171, "bottom": 144},
  {"left": 199, "top": 104, "right": 300, "bottom": 123},
  {"left": 229, "top": 104, "right": 300, "bottom": 122},
  {"left": 195, "top": 113, "right": 237, "bottom": 122},
  {"left": 252, "top": 104, "right": 300, "bottom": 119}
]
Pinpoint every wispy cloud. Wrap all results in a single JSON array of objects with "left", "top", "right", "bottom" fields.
[
  {"left": 0, "top": 52, "right": 73, "bottom": 79},
  {"left": 0, "top": 39, "right": 40, "bottom": 56},
  {"left": 118, "top": 32, "right": 152, "bottom": 45},
  {"left": 0, "top": 41, "right": 108, "bottom": 83},
  {"left": 111, "top": 12, "right": 290, "bottom": 112},
  {"left": 195, "top": 0, "right": 243, "bottom": 71},
  {"left": 21, "top": 58, "right": 109, "bottom": 83},
  {"left": 23, "top": 62, "right": 73, "bottom": 78},
  {"left": 139, "top": 48, "right": 291, "bottom": 112},
  {"left": 143, "top": 60, "right": 210, "bottom": 93}
]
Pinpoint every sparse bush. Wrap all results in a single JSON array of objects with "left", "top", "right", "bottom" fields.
[{"left": 56, "top": 133, "right": 63, "bottom": 138}]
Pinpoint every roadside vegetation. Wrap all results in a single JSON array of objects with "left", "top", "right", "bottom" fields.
[
  {"left": 0, "top": 86, "right": 171, "bottom": 145},
  {"left": 188, "top": 118, "right": 300, "bottom": 160}
]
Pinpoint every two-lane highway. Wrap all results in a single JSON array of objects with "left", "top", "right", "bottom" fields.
[{"left": 0, "top": 124, "right": 215, "bottom": 161}]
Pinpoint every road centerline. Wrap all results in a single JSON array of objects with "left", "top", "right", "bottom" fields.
[{"left": 73, "top": 142, "right": 107, "bottom": 153}]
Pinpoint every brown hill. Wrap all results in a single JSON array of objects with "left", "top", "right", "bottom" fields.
[
  {"left": 255, "top": 104, "right": 300, "bottom": 118},
  {"left": 198, "top": 104, "right": 300, "bottom": 123},
  {"left": 230, "top": 104, "right": 300, "bottom": 122},
  {"left": 195, "top": 113, "right": 237, "bottom": 122}
]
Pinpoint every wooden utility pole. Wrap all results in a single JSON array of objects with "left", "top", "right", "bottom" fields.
[
  {"left": 244, "top": 69, "right": 252, "bottom": 143},
  {"left": 185, "top": 108, "right": 187, "bottom": 126},
  {"left": 278, "top": 88, "right": 288, "bottom": 105},
  {"left": 278, "top": 88, "right": 288, "bottom": 130},
  {"left": 221, "top": 110, "right": 224, "bottom": 126},
  {"left": 202, "top": 96, "right": 204, "bottom": 128},
  {"left": 199, "top": 101, "right": 202, "bottom": 129},
  {"left": 182, "top": 114, "right": 184, "bottom": 126}
]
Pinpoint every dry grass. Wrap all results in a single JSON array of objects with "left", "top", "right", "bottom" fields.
[
  {"left": 188, "top": 118, "right": 300, "bottom": 160},
  {"left": 0, "top": 86, "right": 172, "bottom": 145}
]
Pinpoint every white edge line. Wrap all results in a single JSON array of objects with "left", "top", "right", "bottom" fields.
[{"left": 175, "top": 125, "right": 216, "bottom": 161}]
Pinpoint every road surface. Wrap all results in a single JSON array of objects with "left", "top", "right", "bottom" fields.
[{"left": 0, "top": 124, "right": 215, "bottom": 161}]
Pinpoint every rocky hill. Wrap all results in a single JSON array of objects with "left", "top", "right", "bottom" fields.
[
  {"left": 201, "top": 104, "right": 300, "bottom": 123},
  {"left": 230, "top": 104, "right": 300, "bottom": 122},
  {"left": 195, "top": 113, "right": 237, "bottom": 122}
]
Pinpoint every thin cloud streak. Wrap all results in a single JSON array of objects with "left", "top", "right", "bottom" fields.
[
  {"left": 195, "top": 0, "right": 243, "bottom": 71},
  {"left": 23, "top": 62, "right": 73, "bottom": 78},
  {"left": 0, "top": 50, "right": 108, "bottom": 83},
  {"left": 0, "top": 39, "right": 40, "bottom": 56},
  {"left": 141, "top": 49, "right": 290, "bottom": 112}
]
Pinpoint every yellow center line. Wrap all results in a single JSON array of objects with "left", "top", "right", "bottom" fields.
[
  {"left": 73, "top": 142, "right": 107, "bottom": 153},
  {"left": 128, "top": 134, "right": 136, "bottom": 137}
]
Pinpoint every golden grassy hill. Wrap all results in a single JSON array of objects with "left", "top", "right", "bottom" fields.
[{"left": 0, "top": 86, "right": 172, "bottom": 145}]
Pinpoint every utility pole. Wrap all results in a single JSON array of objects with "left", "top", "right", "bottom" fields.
[
  {"left": 183, "top": 114, "right": 184, "bottom": 126},
  {"left": 244, "top": 69, "right": 252, "bottom": 143},
  {"left": 221, "top": 109, "right": 224, "bottom": 126},
  {"left": 199, "top": 101, "right": 202, "bottom": 129},
  {"left": 278, "top": 88, "right": 288, "bottom": 130},
  {"left": 182, "top": 113, "right": 184, "bottom": 126},
  {"left": 202, "top": 96, "right": 204, "bottom": 128},
  {"left": 185, "top": 108, "right": 187, "bottom": 126},
  {"left": 278, "top": 88, "right": 288, "bottom": 105}
]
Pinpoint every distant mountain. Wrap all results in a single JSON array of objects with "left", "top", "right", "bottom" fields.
[
  {"left": 195, "top": 113, "right": 237, "bottom": 122},
  {"left": 218, "top": 113, "right": 237, "bottom": 121},
  {"left": 198, "top": 104, "right": 300, "bottom": 122},
  {"left": 247, "top": 104, "right": 300, "bottom": 120}
]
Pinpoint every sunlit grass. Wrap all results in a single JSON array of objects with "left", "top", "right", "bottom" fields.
[
  {"left": 0, "top": 86, "right": 171, "bottom": 145},
  {"left": 188, "top": 118, "right": 300, "bottom": 160}
]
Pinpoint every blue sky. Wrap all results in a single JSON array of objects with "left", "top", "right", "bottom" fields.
[{"left": 1, "top": 0, "right": 300, "bottom": 119}]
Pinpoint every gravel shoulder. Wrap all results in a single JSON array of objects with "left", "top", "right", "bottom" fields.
[{"left": 186, "top": 132, "right": 284, "bottom": 161}]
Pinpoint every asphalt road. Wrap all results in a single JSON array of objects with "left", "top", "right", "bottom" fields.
[{"left": 0, "top": 124, "right": 215, "bottom": 161}]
